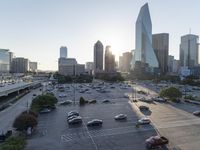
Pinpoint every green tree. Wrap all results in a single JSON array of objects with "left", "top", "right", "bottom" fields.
[{"left": 159, "top": 87, "right": 182, "bottom": 100}]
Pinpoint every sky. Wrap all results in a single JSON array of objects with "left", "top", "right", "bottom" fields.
[{"left": 0, "top": 0, "right": 200, "bottom": 71}]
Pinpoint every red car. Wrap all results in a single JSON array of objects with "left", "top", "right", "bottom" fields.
[{"left": 145, "top": 136, "right": 168, "bottom": 149}]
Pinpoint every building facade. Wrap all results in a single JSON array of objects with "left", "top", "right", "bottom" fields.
[
  {"left": 131, "top": 3, "right": 159, "bottom": 73},
  {"left": 152, "top": 33, "right": 169, "bottom": 75},
  {"left": 11, "top": 57, "right": 29, "bottom": 73},
  {"left": 0, "top": 49, "right": 10, "bottom": 73},
  {"left": 85, "top": 62, "right": 94, "bottom": 75},
  {"left": 60, "top": 46, "right": 67, "bottom": 58},
  {"left": 105, "top": 46, "right": 115, "bottom": 72},
  {"left": 119, "top": 52, "right": 132, "bottom": 72},
  {"left": 94, "top": 41, "right": 103, "bottom": 73},
  {"left": 29, "top": 62, "right": 38, "bottom": 72},
  {"left": 180, "top": 34, "right": 199, "bottom": 68}
]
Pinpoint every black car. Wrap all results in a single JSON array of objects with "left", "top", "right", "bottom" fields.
[
  {"left": 193, "top": 111, "right": 200, "bottom": 116},
  {"left": 139, "top": 105, "right": 149, "bottom": 111}
]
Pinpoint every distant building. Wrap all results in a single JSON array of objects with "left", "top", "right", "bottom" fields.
[
  {"left": 168, "top": 55, "right": 180, "bottom": 74},
  {"left": 152, "top": 33, "right": 169, "bottom": 75},
  {"left": 180, "top": 34, "right": 199, "bottom": 68},
  {"left": 11, "top": 57, "right": 29, "bottom": 73},
  {"left": 119, "top": 52, "right": 132, "bottom": 72},
  {"left": 58, "top": 58, "right": 85, "bottom": 76},
  {"left": 105, "top": 46, "right": 115, "bottom": 73},
  {"left": 60, "top": 46, "right": 67, "bottom": 58},
  {"left": 94, "top": 41, "right": 103, "bottom": 73},
  {"left": 0, "top": 49, "right": 10, "bottom": 73},
  {"left": 85, "top": 62, "right": 94, "bottom": 75},
  {"left": 131, "top": 3, "right": 159, "bottom": 73},
  {"left": 29, "top": 62, "right": 38, "bottom": 72}
]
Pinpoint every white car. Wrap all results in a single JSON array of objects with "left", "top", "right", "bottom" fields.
[
  {"left": 59, "top": 93, "right": 67, "bottom": 98},
  {"left": 114, "top": 114, "right": 127, "bottom": 120},
  {"left": 68, "top": 116, "right": 82, "bottom": 125},
  {"left": 138, "top": 117, "right": 151, "bottom": 124}
]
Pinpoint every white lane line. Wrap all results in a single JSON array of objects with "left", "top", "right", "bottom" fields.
[{"left": 82, "top": 121, "right": 99, "bottom": 150}]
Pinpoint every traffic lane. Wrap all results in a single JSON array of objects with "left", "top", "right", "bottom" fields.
[
  {"left": 169, "top": 101, "right": 200, "bottom": 114},
  {"left": 0, "top": 87, "right": 42, "bottom": 131},
  {"left": 93, "top": 130, "right": 168, "bottom": 150}
]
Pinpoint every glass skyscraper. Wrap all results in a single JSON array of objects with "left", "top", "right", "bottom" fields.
[
  {"left": 131, "top": 3, "right": 159, "bottom": 72},
  {"left": 0, "top": 49, "right": 10, "bottom": 73},
  {"left": 180, "top": 34, "right": 199, "bottom": 68}
]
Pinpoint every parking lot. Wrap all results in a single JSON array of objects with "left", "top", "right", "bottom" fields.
[{"left": 26, "top": 82, "right": 168, "bottom": 150}]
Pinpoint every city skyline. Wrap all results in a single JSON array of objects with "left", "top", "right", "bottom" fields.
[{"left": 1, "top": 0, "right": 200, "bottom": 70}]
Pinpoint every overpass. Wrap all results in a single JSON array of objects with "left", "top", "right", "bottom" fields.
[{"left": 0, "top": 81, "right": 42, "bottom": 97}]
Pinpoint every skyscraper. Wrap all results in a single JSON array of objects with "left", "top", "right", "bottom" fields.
[
  {"left": 94, "top": 41, "right": 103, "bottom": 73},
  {"left": 0, "top": 49, "right": 10, "bottom": 73},
  {"left": 11, "top": 57, "right": 29, "bottom": 73},
  {"left": 131, "top": 3, "right": 159, "bottom": 73},
  {"left": 105, "top": 46, "right": 115, "bottom": 72},
  {"left": 119, "top": 52, "right": 132, "bottom": 72},
  {"left": 152, "top": 33, "right": 169, "bottom": 74},
  {"left": 180, "top": 34, "right": 199, "bottom": 68},
  {"left": 60, "top": 46, "right": 67, "bottom": 58}
]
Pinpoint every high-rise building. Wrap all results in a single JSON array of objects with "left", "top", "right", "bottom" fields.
[
  {"left": 119, "top": 52, "right": 132, "bottom": 72},
  {"left": 11, "top": 57, "right": 29, "bottom": 73},
  {"left": 131, "top": 3, "right": 159, "bottom": 73},
  {"left": 168, "top": 55, "right": 180, "bottom": 74},
  {"left": 60, "top": 46, "right": 67, "bottom": 58},
  {"left": 105, "top": 46, "right": 115, "bottom": 72},
  {"left": 168, "top": 55, "right": 174, "bottom": 73},
  {"left": 152, "top": 33, "right": 169, "bottom": 74},
  {"left": 180, "top": 34, "right": 199, "bottom": 68},
  {"left": 9, "top": 52, "right": 14, "bottom": 73},
  {"left": 85, "top": 62, "right": 94, "bottom": 75},
  {"left": 29, "top": 62, "right": 38, "bottom": 72},
  {"left": 0, "top": 49, "right": 10, "bottom": 73},
  {"left": 94, "top": 41, "right": 103, "bottom": 73}
]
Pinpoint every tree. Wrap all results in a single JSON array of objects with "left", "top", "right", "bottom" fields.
[
  {"left": 13, "top": 114, "right": 37, "bottom": 131},
  {"left": 30, "top": 94, "right": 58, "bottom": 113},
  {"left": 0, "top": 136, "right": 26, "bottom": 150},
  {"left": 159, "top": 87, "right": 182, "bottom": 100}
]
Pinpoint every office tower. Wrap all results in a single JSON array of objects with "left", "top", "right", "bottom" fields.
[
  {"left": 168, "top": 55, "right": 174, "bottom": 73},
  {"left": 131, "top": 3, "right": 159, "bottom": 73},
  {"left": 180, "top": 34, "right": 199, "bottom": 68},
  {"left": 11, "top": 57, "right": 29, "bottom": 73},
  {"left": 119, "top": 52, "right": 132, "bottom": 72},
  {"left": 94, "top": 41, "right": 103, "bottom": 73},
  {"left": 9, "top": 52, "right": 14, "bottom": 73},
  {"left": 0, "top": 49, "right": 10, "bottom": 73},
  {"left": 105, "top": 46, "right": 115, "bottom": 72},
  {"left": 29, "top": 62, "right": 38, "bottom": 72},
  {"left": 60, "top": 46, "right": 67, "bottom": 58},
  {"left": 152, "top": 33, "right": 169, "bottom": 75}
]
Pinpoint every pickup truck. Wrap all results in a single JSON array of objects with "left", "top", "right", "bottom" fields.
[{"left": 145, "top": 136, "right": 168, "bottom": 149}]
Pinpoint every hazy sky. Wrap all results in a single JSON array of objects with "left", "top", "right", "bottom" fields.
[{"left": 0, "top": 0, "right": 200, "bottom": 70}]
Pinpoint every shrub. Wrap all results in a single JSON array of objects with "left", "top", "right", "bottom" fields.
[
  {"left": 0, "top": 136, "right": 26, "bottom": 150},
  {"left": 13, "top": 114, "right": 37, "bottom": 131},
  {"left": 79, "top": 97, "right": 85, "bottom": 105},
  {"left": 159, "top": 87, "right": 182, "bottom": 100}
]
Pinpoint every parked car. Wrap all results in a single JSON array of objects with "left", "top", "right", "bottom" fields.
[
  {"left": 193, "top": 111, "right": 200, "bottom": 116},
  {"left": 59, "top": 93, "right": 67, "bottom": 98},
  {"left": 139, "top": 105, "right": 149, "bottom": 111},
  {"left": 67, "top": 111, "right": 79, "bottom": 118},
  {"left": 138, "top": 117, "right": 151, "bottom": 124},
  {"left": 145, "top": 136, "right": 169, "bottom": 149},
  {"left": 59, "top": 100, "right": 72, "bottom": 105},
  {"left": 153, "top": 97, "right": 166, "bottom": 102},
  {"left": 102, "top": 99, "right": 110, "bottom": 103},
  {"left": 114, "top": 114, "right": 127, "bottom": 120},
  {"left": 87, "top": 119, "right": 103, "bottom": 127},
  {"left": 39, "top": 108, "right": 51, "bottom": 114},
  {"left": 33, "top": 94, "right": 37, "bottom": 97},
  {"left": 89, "top": 100, "right": 97, "bottom": 104},
  {"left": 68, "top": 116, "right": 82, "bottom": 125}
]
